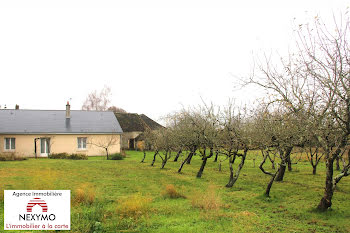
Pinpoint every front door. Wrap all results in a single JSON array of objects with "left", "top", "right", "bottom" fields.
[{"left": 40, "top": 138, "right": 50, "bottom": 157}]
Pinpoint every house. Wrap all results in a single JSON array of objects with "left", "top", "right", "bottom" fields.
[
  {"left": 115, "top": 113, "right": 163, "bottom": 150},
  {"left": 0, "top": 103, "right": 123, "bottom": 157}
]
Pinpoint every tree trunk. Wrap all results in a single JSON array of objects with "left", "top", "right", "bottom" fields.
[
  {"left": 161, "top": 152, "right": 168, "bottom": 169},
  {"left": 265, "top": 169, "right": 279, "bottom": 197},
  {"left": 141, "top": 151, "right": 146, "bottom": 163},
  {"left": 173, "top": 150, "right": 182, "bottom": 162},
  {"left": 178, "top": 160, "right": 187, "bottom": 173},
  {"left": 151, "top": 151, "right": 158, "bottom": 166},
  {"left": 336, "top": 156, "right": 340, "bottom": 171},
  {"left": 186, "top": 146, "right": 196, "bottom": 164},
  {"left": 312, "top": 165, "right": 317, "bottom": 175},
  {"left": 106, "top": 148, "right": 109, "bottom": 160},
  {"left": 178, "top": 152, "right": 192, "bottom": 173},
  {"left": 197, "top": 157, "right": 208, "bottom": 178},
  {"left": 186, "top": 153, "right": 194, "bottom": 164},
  {"left": 196, "top": 148, "right": 213, "bottom": 178},
  {"left": 317, "top": 158, "right": 334, "bottom": 211},
  {"left": 214, "top": 150, "right": 219, "bottom": 162},
  {"left": 275, "top": 147, "right": 292, "bottom": 181},
  {"left": 287, "top": 152, "right": 292, "bottom": 172},
  {"left": 226, "top": 155, "right": 235, "bottom": 187},
  {"left": 226, "top": 150, "right": 247, "bottom": 188},
  {"left": 275, "top": 163, "right": 286, "bottom": 181}
]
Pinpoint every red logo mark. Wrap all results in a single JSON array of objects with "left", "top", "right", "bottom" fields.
[{"left": 26, "top": 198, "right": 48, "bottom": 212}]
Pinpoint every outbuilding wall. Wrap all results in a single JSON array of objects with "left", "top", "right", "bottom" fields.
[{"left": 120, "top": 131, "right": 142, "bottom": 149}]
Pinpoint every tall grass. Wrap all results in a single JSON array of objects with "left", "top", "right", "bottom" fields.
[
  {"left": 162, "top": 184, "right": 186, "bottom": 199},
  {"left": 73, "top": 183, "right": 96, "bottom": 205},
  {"left": 191, "top": 185, "right": 222, "bottom": 211},
  {"left": 116, "top": 194, "right": 152, "bottom": 219}
]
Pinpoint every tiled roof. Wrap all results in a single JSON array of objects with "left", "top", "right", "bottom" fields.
[
  {"left": 115, "top": 113, "right": 163, "bottom": 132},
  {"left": 0, "top": 109, "right": 123, "bottom": 134}
]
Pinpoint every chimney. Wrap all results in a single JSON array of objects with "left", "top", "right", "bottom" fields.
[
  {"left": 66, "top": 101, "right": 70, "bottom": 119},
  {"left": 15, "top": 104, "right": 19, "bottom": 110}
]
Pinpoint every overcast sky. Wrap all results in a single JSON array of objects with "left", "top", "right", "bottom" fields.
[{"left": 0, "top": 0, "right": 348, "bottom": 122}]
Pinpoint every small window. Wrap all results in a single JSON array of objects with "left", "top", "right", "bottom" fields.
[
  {"left": 4, "top": 138, "right": 15, "bottom": 150},
  {"left": 77, "top": 137, "right": 87, "bottom": 150}
]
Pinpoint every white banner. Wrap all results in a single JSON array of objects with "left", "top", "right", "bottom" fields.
[{"left": 4, "top": 190, "right": 70, "bottom": 231}]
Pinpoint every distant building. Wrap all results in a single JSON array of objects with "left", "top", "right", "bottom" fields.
[
  {"left": 115, "top": 113, "right": 163, "bottom": 150},
  {"left": 0, "top": 103, "right": 123, "bottom": 157}
]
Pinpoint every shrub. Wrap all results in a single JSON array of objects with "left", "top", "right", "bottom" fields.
[
  {"left": 0, "top": 153, "right": 27, "bottom": 161},
  {"left": 162, "top": 184, "right": 186, "bottom": 199},
  {"left": 49, "top": 153, "right": 87, "bottom": 160},
  {"left": 73, "top": 184, "right": 95, "bottom": 205},
  {"left": 69, "top": 153, "right": 88, "bottom": 160},
  {"left": 116, "top": 194, "right": 152, "bottom": 219},
  {"left": 48, "top": 153, "right": 68, "bottom": 159},
  {"left": 191, "top": 185, "right": 222, "bottom": 211},
  {"left": 109, "top": 153, "right": 124, "bottom": 160}
]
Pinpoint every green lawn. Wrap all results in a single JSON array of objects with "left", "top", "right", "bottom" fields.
[{"left": 1, "top": 151, "right": 350, "bottom": 232}]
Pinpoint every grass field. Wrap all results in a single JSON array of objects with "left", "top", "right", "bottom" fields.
[{"left": 1, "top": 151, "right": 350, "bottom": 233}]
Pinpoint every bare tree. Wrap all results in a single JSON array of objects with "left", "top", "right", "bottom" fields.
[
  {"left": 142, "top": 129, "right": 162, "bottom": 167},
  {"left": 301, "top": 132, "right": 325, "bottom": 175},
  {"left": 252, "top": 109, "right": 294, "bottom": 196},
  {"left": 155, "top": 128, "right": 176, "bottom": 169},
  {"left": 82, "top": 85, "right": 111, "bottom": 111},
  {"left": 150, "top": 150, "right": 159, "bottom": 166},
  {"left": 165, "top": 110, "right": 200, "bottom": 173},
  {"left": 169, "top": 106, "right": 219, "bottom": 176},
  {"left": 193, "top": 104, "right": 219, "bottom": 178},
  {"left": 258, "top": 151, "right": 276, "bottom": 197},
  {"left": 108, "top": 106, "right": 127, "bottom": 113},
  {"left": 88, "top": 135, "right": 120, "bottom": 160},
  {"left": 139, "top": 129, "right": 155, "bottom": 163},
  {"left": 247, "top": 13, "right": 350, "bottom": 210},
  {"left": 218, "top": 103, "right": 252, "bottom": 188},
  {"left": 294, "top": 15, "right": 350, "bottom": 211},
  {"left": 162, "top": 113, "right": 183, "bottom": 162}
]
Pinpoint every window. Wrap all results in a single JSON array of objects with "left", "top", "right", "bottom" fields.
[
  {"left": 4, "top": 138, "right": 15, "bottom": 150},
  {"left": 77, "top": 137, "right": 87, "bottom": 150}
]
